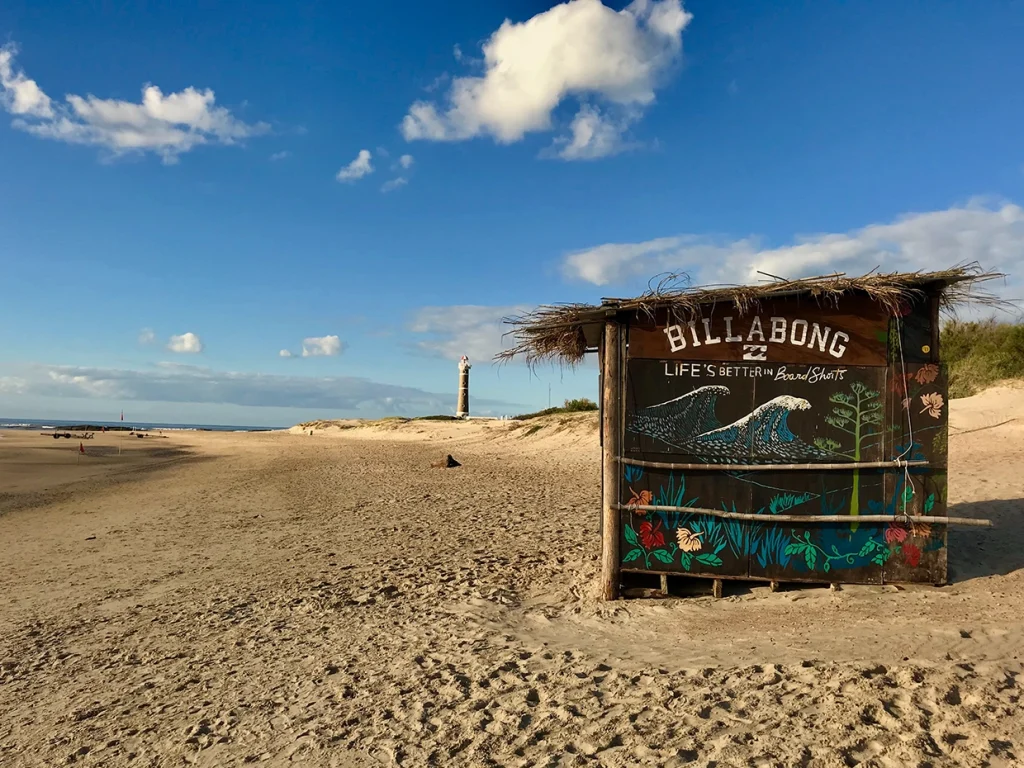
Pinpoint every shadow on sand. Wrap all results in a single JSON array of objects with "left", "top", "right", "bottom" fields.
[{"left": 948, "top": 498, "right": 1024, "bottom": 581}]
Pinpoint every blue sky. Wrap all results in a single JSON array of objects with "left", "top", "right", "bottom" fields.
[{"left": 1, "top": 0, "right": 1022, "bottom": 426}]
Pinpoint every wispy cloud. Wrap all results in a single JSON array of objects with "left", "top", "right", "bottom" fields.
[
  {"left": 138, "top": 328, "right": 156, "bottom": 345},
  {"left": 279, "top": 349, "right": 294, "bottom": 358},
  {"left": 336, "top": 149, "right": 374, "bottom": 182},
  {"left": 401, "top": 0, "right": 692, "bottom": 160},
  {"left": 0, "top": 43, "right": 268, "bottom": 163},
  {"left": 398, "top": 154, "right": 414, "bottom": 169},
  {"left": 3, "top": 362, "right": 519, "bottom": 414},
  {"left": 381, "top": 177, "right": 408, "bottom": 193},
  {"left": 269, "top": 150, "right": 291, "bottom": 161},
  {"left": 408, "top": 305, "right": 531, "bottom": 362},
  {"left": 167, "top": 332, "right": 204, "bottom": 354},
  {"left": 561, "top": 201, "right": 1024, "bottom": 311}
]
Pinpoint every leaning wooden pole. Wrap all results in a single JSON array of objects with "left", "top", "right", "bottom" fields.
[{"left": 600, "top": 320, "right": 622, "bottom": 601}]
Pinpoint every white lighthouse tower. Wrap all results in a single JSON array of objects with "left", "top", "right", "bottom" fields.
[{"left": 457, "top": 355, "right": 471, "bottom": 418}]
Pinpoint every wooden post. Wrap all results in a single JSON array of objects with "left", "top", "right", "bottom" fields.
[
  {"left": 600, "top": 320, "right": 622, "bottom": 601},
  {"left": 713, "top": 579, "right": 724, "bottom": 599}
]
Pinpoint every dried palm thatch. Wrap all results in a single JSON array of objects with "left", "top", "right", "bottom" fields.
[{"left": 497, "top": 263, "right": 1006, "bottom": 366}]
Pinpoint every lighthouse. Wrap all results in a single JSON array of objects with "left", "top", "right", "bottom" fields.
[{"left": 457, "top": 355, "right": 471, "bottom": 418}]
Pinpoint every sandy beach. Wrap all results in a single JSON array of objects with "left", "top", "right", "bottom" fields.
[{"left": 1, "top": 391, "right": 1023, "bottom": 767}]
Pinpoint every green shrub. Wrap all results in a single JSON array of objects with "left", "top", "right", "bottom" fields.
[
  {"left": 514, "top": 397, "right": 598, "bottom": 420},
  {"left": 943, "top": 319, "right": 1024, "bottom": 398}
]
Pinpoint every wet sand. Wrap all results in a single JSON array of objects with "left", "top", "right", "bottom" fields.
[{"left": 0, "top": 396, "right": 1022, "bottom": 767}]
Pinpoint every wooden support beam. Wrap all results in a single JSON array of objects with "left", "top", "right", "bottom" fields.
[
  {"left": 600, "top": 320, "right": 622, "bottom": 601},
  {"left": 615, "top": 503, "right": 992, "bottom": 527},
  {"left": 660, "top": 574, "right": 669, "bottom": 595},
  {"left": 713, "top": 579, "right": 724, "bottom": 599},
  {"left": 619, "top": 457, "right": 928, "bottom": 472},
  {"left": 769, "top": 581, "right": 781, "bottom": 593}
]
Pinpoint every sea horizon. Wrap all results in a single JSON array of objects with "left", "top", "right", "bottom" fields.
[{"left": 0, "top": 417, "right": 283, "bottom": 433}]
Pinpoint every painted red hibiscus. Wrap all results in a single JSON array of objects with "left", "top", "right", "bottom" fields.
[
  {"left": 903, "top": 543, "right": 922, "bottom": 567},
  {"left": 639, "top": 520, "right": 665, "bottom": 550},
  {"left": 885, "top": 524, "right": 908, "bottom": 545}
]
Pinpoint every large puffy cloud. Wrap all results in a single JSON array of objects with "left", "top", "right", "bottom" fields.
[
  {"left": 3, "top": 362, "right": 519, "bottom": 414},
  {"left": 561, "top": 201, "right": 1024, "bottom": 310},
  {"left": 0, "top": 44, "right": 267, "bottom": 163},
  {"left": 409, "top": 305, "right": 531, "bottom": 362},
  {"left": 401, "top": 0, "right": 691, "bottom": 160}
]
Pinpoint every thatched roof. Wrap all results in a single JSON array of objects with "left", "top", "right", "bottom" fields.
[{"left": 497, "top": 264, "right": 1006, "bottom": 366}]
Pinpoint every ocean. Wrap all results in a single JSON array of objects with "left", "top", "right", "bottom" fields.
[{"left": 0, "top": 418, "right": 282, "bottom": 433}]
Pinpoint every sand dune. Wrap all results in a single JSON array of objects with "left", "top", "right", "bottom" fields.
[{"left": 0, "top": 390, "right": 1021, "bottom": 766}]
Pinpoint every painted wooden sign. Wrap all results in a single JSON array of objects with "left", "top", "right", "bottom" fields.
[
  {"left": 618, "top": 296, "right": 948, "bottom": 586},
  {"left": 628, "top": 296, "right": 890, "bottom": 366}
]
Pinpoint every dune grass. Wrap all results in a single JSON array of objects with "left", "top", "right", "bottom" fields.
[
  {"left": 944, "top": 319, "right": 1024, "bottom": 398},
  {"left": 514, "top": 398, "right": 598, "bottom": 421}
]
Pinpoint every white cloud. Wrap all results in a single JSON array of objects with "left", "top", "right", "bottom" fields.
[
  {"left": 401, "top": 0, "right": 691, "bottom": 159},
  {"left": 381, "top": 177, "right": 408, "bottom": 193},
  {"left": 336, "top": 149, "right": 374, "bottom": 182},
  {"left": 561, "top": 201, "right": 1024, "bottom": 309},
  {"left": 2, "top": 362, "right": 519, "bottom": 414},
  {"left": 549, "top": 104, "right": 636, "bottom": 160},
  {"left": 300, "top": 335, "right": 343, "bottom": 357},
  {"left": 270, "top": 150, "right": 291, "bottom": 161},
  {"left": 138, "top": 328, "right": 156, "bottom": 345},
  {"left": 0, "top": 44, "right": 268, "bottom": 163},
  {"left": 279, "top": 349, "right": 294, "bottom": 358},
  {"left": 399, "top": 154, "right": 414, "bottom": 169},
  {"left": 167, "top": 332, "right": 204, "bottom": 354},
  {"left": 409, "top": 305, "right": 531, "bottom": 361},
  {"left": 0, "top": 44, "right": 53, "bottom": 118}
]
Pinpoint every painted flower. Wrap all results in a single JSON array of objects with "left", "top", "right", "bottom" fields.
[
  {"left": 920, "top": 393, "right": 944, "bottom": 419},
  {"left": 890, "top": 373, "right": 912, "bottom": 397},
  {"left": 891, "top": 298, "right": 913, "bottom": 318},
  {"left": 903, "top": 543, "right": 922, "bottom": 567},
  {"left": 902, "top": 397, "right": 912, "bottom": 411},
  {"left": 639, "top": 520, "right": 665, "bottom": 549},
  {"left": 884, "top": 524, "right": 908, "bottom": 545},
  {"left": 910, "top": 519, "right": 933, "bottom": 539},
  {"left": 676, "top": 527, "right": 704, "bottom": 553},
  {"left": 915, "top": 364, "right": 940, "bottom": 385},
  {"left": 626, "top": 488, "right": 653, "bottom": 515}
]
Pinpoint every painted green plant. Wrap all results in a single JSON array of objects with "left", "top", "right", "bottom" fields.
[{"left": 813, "top": 382, "right": 883, "bottom": 530}]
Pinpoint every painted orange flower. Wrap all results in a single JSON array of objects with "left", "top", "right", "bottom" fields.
[
  {"left": 915, "top": 364, "right": 939, "bottom": 385},
  {"left": 627, "top": 487, "right": 653, "bottom": 515},
  {"left": 903, "top": 543, "right": 922, "bottom": 567},
  {"left": 920, "top": 393, "right": 944, "bottom": 419},
  {"left": 676, "top": 527, "right": 704, "bottom": 553},
  {"left": 910, "top": 519, "right": 933, "bottom": 539},
  {"left": 902, "top": 397, "right": 912, "bottom": 411}
]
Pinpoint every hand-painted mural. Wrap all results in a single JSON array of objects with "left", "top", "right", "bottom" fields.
[{"left": 622, "top": 306, "right": 950, "bottom": 585}]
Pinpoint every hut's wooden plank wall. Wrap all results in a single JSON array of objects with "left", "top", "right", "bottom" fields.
[{"left": 615, "top": 293, "right": 949, "bottom": 586}]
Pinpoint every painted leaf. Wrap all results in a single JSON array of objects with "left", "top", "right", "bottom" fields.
[
  {"left": 823, "top": 560, "right": 831, "bottom": 574},
  {"left": 622, "top": 548, "right": 643, "bottom": 563},
  {"left": 679, "top": 552, "right": 693, "bottom": 571},
  {"left": 924, "top": 494, "right": 936, "bottom": 513},
  {"left": 652, "top": 549, "right": 674, "bottom": 565},
  {"left": 858, "top": 540, "right": 876, "bottom": 558},
  {"left": 624, "top": 526, "right": 638, "bottom": 546},
  {"left": 804, "top": 548, "right": 817, "bottom": 571},
  {"left": 695, "top": 553, "right": 723, "bottom": 567},
  {"left": 785, "top": 543, "right": 804, "bottom": 556}
]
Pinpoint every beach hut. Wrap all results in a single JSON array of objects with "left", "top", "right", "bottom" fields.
[{"left": 499, "top": 267, "right": 1001, "bottom": 599}]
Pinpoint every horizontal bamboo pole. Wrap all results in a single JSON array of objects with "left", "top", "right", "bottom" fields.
[
  {"left": 619, "top": 458, "right": 929, "bottom": 471},
  {"left": 615, "top": 503, "right": 992, "bottom": 528}
]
